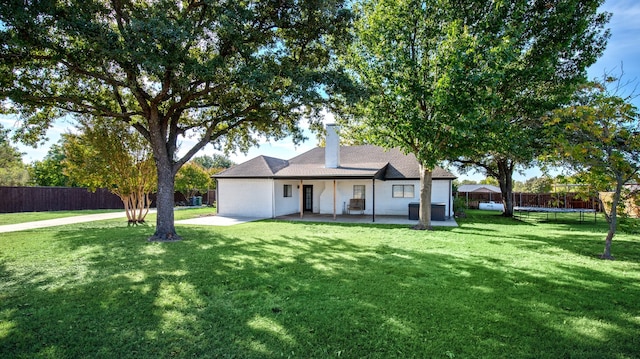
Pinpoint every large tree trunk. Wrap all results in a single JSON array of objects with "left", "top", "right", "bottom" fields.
[
  {"left": 148, "top": 156, "right": 181, "bottom": 241},
  {"left": 601, "top": 179, "right": 623, "bottom": 260},
  {"left": 496, "top": 159, "right": 515, "bottom": 217},
  {"left": 414, "top": 164, "right": 433, "bottom": 230}
]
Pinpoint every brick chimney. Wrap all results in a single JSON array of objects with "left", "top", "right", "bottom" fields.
[{"left": 325, "top": 124, "right": 340, "bottom": 168}]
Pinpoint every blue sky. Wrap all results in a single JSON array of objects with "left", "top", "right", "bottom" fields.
[{"left": 3, "top": 0, "right": 639, "bottom": 181}]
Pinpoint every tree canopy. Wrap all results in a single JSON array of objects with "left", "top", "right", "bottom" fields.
[
  {"left": 175, "top": 162, "right": 210, "bottom": 204},
  {"left": 192, "top": 154, "right": 235, "bottom": 170},
  {"left": 64, "top": 118, "right": 157, "bottom": 224},
  {"left": 545, "top": 78, "right": 640, "bottom": 259},
  {"left": 342, "top": 0, "right": 608, "bottom": 227},
  {"left": 447, "top": 0, "right": 610, "bottom": 217},
  {"left": 30, "top": 140, "right": 77, "bottom": 187},
  {"left": 0, "top": 124, "right": 29, "bottom": 186},
  {"left": 343, "top": 0, "right": 491, "bottom": 229},
  {"left": 0, "top": 0, "right": 354, "bottom": 240}
]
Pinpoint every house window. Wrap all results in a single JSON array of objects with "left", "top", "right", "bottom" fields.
[
  {"left": 353, "top": 185, "right": 365, "bottom": 199},
  {"left": 283, "top": 184, "right": 292, "bottom": 197},
  {"left": 393, "top": 184, "right": 415, "bottom": 198}
]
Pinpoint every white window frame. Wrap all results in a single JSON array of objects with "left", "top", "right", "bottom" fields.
[
  {"left": 353, "top": 185, "right": 365, "bottom": 199},
  {"left": 392, "top": 184, "right": 415, "bottom": 198},
  {"left": 283, "top": 184, "right": 293, "bottom": 198}
]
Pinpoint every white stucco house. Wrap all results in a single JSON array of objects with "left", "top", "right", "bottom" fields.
[{"left": 213, "top": 125, "right": 456, "bottom": 221}]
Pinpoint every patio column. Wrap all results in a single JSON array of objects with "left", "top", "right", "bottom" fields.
[
  {"left": 372, "top": 178, "right": 376, "bottom": 223},
  {"left": 333, "top": 180, "right": 337, "bottom": 220},
  {"left": 299, "top": 179, "right": 303, "bottom": 218}
]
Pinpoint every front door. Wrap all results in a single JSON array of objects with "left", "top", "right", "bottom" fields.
[{"left": 303, "top": 185, "right": 313, "bottom": 212}]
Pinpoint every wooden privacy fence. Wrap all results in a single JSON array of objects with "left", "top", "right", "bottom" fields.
[
  {"left": 151, "top": 190, "right": 216, "bottom": 207},
  {"left": 0, "top": 186, "right": 123, "bottom": 213},
  {"left": 1, "top": 187, "right": 218, "bottom": 213},
  {"left": 457, "top": 191, "right": 600, "bottom": 211}
]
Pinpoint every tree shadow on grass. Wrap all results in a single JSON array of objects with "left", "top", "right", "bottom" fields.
[
  {"left": 1, "top": 222, "right": 639, "bottom": 358},
  {"left": 455, "top": 211, "right": 640, "bottom": 262},
  {"left": 483, "top": 218, "right": 640, "bottom": 262}
]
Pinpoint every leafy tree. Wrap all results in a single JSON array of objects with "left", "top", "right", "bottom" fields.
[
  {"left": 512, "top": 180, "right": 526, "bottom": 193},
  {"left": 545, "top": 78, "right": 640, "bottom": 259},
  {"left": 451, "top": 0, "right": 610, "bottom": 217},
  {"left": 343, "top": 0, "right": 608, "bottom": 228},
  {"left": 457, "top": 179, "right": 479, "bottom": 185},
  {"left": 0, "top": 125, "right": 21, "bottom": 165},
  {"left": 0, "top": 164, "right": 28, "bottom": 186},
  {"left": 175, "top": 162, "right": 210, "bottom": 204},
  {"left": 30, "top": 140, "right": 76, "bottom": 187},
  {"left": 64, "top": 119, "right": 157, "bottom": 224},
  {"left": 1, "top": 0, "right": 354, "bottom": 241},
  {"left": 0, "top": 124, "right": 29, "bottom": 186},
  {"left": 522, "top": 176, "right": 553, "bottom": 193},
  {"left": 193, "top": 154, "right": 234, "bottom": 170},
  {"left": 479, "top": 177, "right": 499, "bottom": 187},
  {"left": 343, "top": 0, "right": 488, "bottom": 229}
]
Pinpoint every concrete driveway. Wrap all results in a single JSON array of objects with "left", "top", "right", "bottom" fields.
[{"left": 0, "top": 211, "right": 130, "bottom": 234}]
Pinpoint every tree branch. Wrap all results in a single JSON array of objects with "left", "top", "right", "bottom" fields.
[{"left": 174, "top": 103, "right": 261, "bottom": 168}]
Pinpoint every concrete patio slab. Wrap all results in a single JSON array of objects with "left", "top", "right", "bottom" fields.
[
  {"left": 175, "top": 215, "right": 267, "bottom": 226},
  {"left": 0, "top": 211, "right": 456, "bottom": 233},
  {"left": 274, "top": 214, "right": 458, "bottom": 227}
]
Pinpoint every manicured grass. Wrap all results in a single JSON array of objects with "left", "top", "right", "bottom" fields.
[
  {"left": 1, "top": 210, "right": 639, "bottom": 358},
  {"left": 0, "top": 206, "right": 215, "bottom": 226},
  {"left": 0, "top": 209, "right": 122, "bottom": 225}
]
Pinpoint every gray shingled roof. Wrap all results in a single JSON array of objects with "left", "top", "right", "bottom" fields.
[
  {"left": 215, "top": 156, "right": 289, "bottom": 178},
  {"left": 457, "top": 184, "right": 501, "bottom": 193},
  {"left": 214, "top": 145, "right": 457, "bottom": 180}
]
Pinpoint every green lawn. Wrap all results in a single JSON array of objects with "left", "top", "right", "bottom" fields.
[
  {"left": 0, "top": 207, "right": 213, "bottom": 226},
  {"left": 1, "top": 210, "right": 639, "bottom": 358}
]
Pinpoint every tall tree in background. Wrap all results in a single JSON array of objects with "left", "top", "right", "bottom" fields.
[
  {"left": 0, "top": 124, "right": 29, "bottom": 186},
  {"left": 64, "top": 119, "right": 157, "bottom": 224},
  {"left": 30, "top": 140, "right": 76, "bottom": 187},
  {"left": 522, "top": 176, "right": 554, "bottom": 194},
  {"left": 451, "top": 0, "right": 609, "bottom": 217},
  {"left": 0, "top": 0, "right": 353, "bottom": 240},
  {"left": 343, "top": 0, "right": 488, "bottom": 229},
  {"left": 175, "top": 162, "right": 210, "bottom": 204},
  {"left": 545, "top": 78, "right": 640, "bottom": 259},
  {"left": 193, "top": 154, "right": 235, "bottom": 170},
  {"left": 192, "top": 154, "right": 233, "bottom": 191},
  {"left": 343, "top": 0, "right": 608, "bottom": 227}
]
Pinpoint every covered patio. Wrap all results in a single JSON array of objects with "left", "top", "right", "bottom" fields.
[{"left": 275, "top": 213, "right": 458, "bottom": 227}]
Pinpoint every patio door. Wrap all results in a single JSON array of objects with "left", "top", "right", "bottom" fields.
[{"left": 303, "top": 185, "right": 313, "bottom": 212}]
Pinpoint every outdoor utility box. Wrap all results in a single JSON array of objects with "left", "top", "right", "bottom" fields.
[
  {"left": 191, "top": 196, "right": 203, "bottom": 206},
  {"left": 408, "top": 202, "right": 420, "bottom": 220},
  {"left": 431, "top": 203, "right": 446, "bottom": 221},
  {"left": 409, "top": 202, "right": 446, "bottom": 221}
]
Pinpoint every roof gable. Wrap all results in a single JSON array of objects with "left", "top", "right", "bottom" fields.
[{"left": 216, "top": 156, "right": 288, "bottom": 178}]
